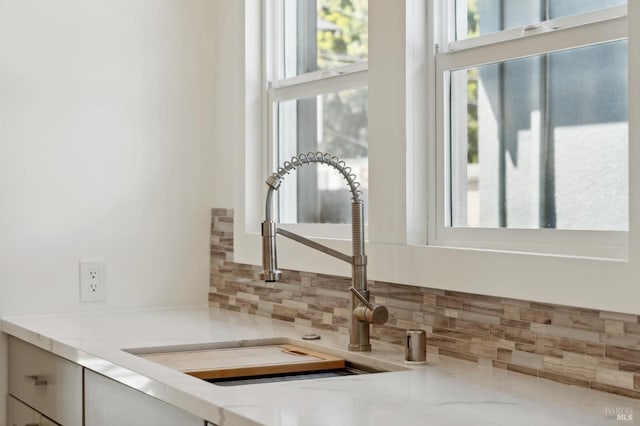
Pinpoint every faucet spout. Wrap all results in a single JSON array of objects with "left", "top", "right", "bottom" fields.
[
  {"left": 260, "top": 220, "right": 281, "bottom": 282},
  {"left": 260, "top": 152, "right": 388, "bottom": 352}
]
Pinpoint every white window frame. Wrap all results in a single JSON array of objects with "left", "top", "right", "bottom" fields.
[
  {"left": 235, "top": 0, "right": 640, "bottom": 315},
  {"left": 431, "top": 4, "right": 629, "bottom": 259},
  {"left": 265, "top": 0, "right": 369, "bottom": 238}
]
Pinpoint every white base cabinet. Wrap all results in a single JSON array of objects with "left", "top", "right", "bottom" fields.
[
  {"left": 7, "top": 336, "right": 214, "bottom": 426},
  {"left": 84, "top": 369, "right": 205, "bottom": 426}
]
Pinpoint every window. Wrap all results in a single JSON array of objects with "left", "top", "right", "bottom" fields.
[
  {"left": 433, "top": 1, "right": 628, "bottom": 257},
  {"left": 267, "top": 0, "right": 368, "bottom": 225}
]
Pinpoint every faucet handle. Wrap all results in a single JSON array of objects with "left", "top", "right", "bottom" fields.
[
  {"left": 353, "top": 303, "right": 389, "bottom": 325},
  {"left": 349, "top": 286, "right": 389, "bottom": 325}
]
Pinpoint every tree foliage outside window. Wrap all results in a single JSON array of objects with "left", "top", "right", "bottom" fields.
[{"left": 317, "top": 0, "right": 368, "bottom": 68}]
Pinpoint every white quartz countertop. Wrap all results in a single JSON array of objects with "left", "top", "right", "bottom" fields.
[{"left": 2, "top": 306, "right": 639, "bottom": 426}]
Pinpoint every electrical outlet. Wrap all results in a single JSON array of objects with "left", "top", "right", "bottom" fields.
[{"left": 79, "top": 260, "right": 106, "bottom": 302}]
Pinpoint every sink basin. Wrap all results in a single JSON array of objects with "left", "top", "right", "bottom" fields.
[{"left": 125, "top": 337, "right": 406, "bottom": 386}]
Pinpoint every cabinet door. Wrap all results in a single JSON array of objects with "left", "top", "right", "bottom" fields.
[
  {"left": 84, "top": 369, "right": 204, "bottom": 426},
  {"left": 7, "top": 395, "right": 60, "bottom": 426}
]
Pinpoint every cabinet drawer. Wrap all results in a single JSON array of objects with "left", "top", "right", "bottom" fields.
[
  {"left": 8, "top": 337, "right": 82, "bottom": 426},
  {"left": 8, "top": 395, "right": 60, "bottom": 426}
]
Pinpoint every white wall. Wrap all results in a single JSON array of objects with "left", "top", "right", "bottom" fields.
[
  {"left": 211, "top": 0, "right": 245, "bottom": 210},
  {"left": 0, "top": 0, "right": 220, "bottom": 420}
]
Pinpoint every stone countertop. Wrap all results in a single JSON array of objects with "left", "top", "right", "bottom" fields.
[{"left": 2, "top": 306, "right": 639, "bottom": 425}]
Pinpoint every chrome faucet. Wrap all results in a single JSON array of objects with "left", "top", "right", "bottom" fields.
[{"left": 260, "top": 152, "right": 388, "bottom": 351}]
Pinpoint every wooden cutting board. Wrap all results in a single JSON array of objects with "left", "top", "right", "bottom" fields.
[{"left": 139, "top": 344, "right": 345, "bottom": 380}]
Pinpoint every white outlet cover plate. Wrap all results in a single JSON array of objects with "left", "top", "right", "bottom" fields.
[{"left": 79, "top": 260, "right": 106, "bottom": 302}]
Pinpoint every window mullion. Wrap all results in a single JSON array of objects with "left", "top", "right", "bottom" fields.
[
  {"left": 439, "top": 14, "right": 627, "bottom": 71},
  {"left": 269, "top": 67, "right": 368, "bottom": 103},
  {"left": 447, "top": 5, "right": 627, "bottom": 52}
]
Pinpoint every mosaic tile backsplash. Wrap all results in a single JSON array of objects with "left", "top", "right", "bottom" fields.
[{"left": 210, "top": 208, "right": 640, "bottom": 399}]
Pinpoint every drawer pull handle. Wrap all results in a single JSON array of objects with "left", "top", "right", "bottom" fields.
[
  {"left": 25, "top": 423, "right": 41, "bottom": 426},
  {"left": 24, "top": 375, "right": 48, "bottom": 386}
]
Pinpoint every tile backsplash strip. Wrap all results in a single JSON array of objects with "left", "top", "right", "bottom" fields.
[{"left": 210, "top": 208, "right": 640, "bottom": 399}]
